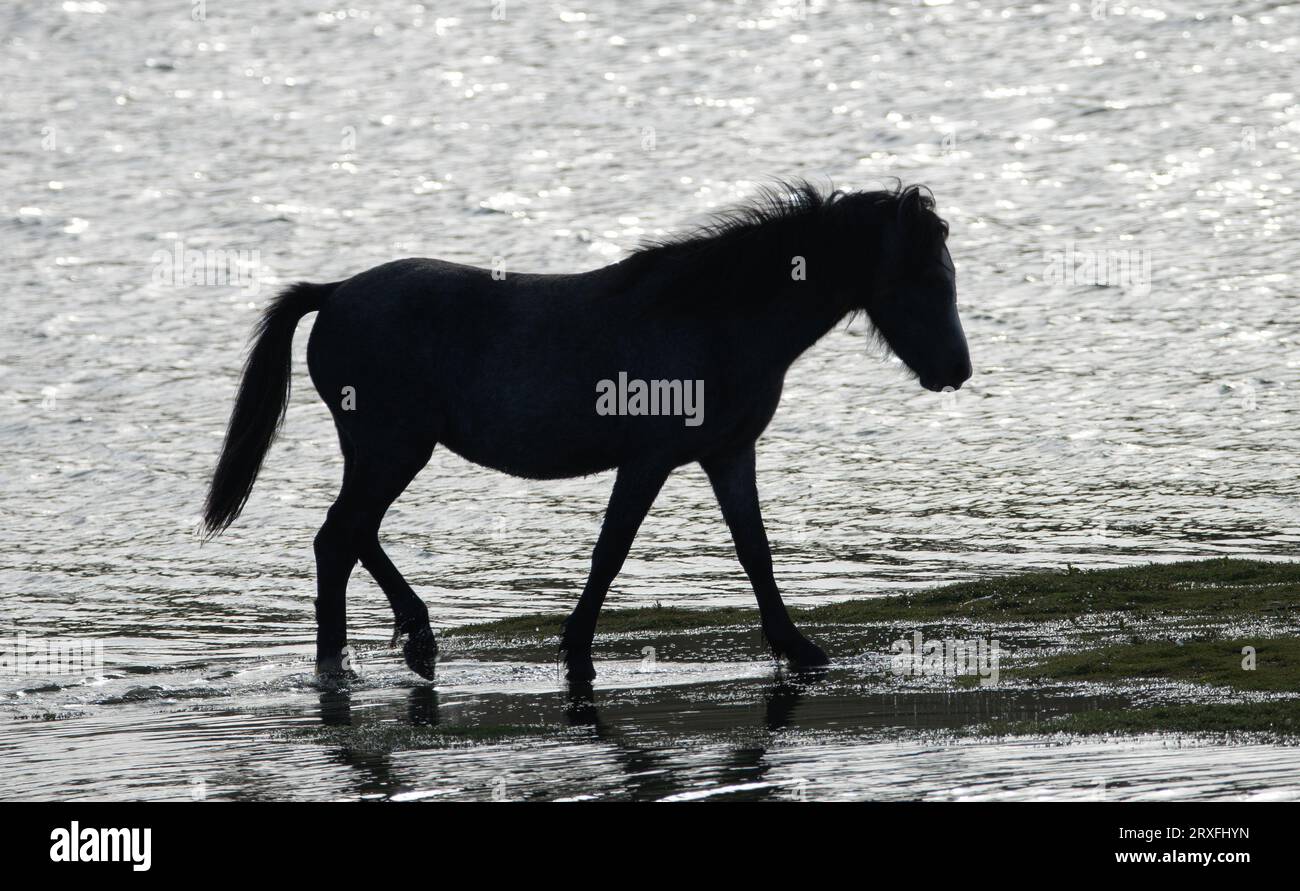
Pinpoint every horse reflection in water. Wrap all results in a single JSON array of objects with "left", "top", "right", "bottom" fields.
[
  {"left": 564, "top": 682, "right": 809, "bottom": 801},
  {"left": 312, "top": 682, "right": 812, "bottom": 802},
  {"left": 314, "top": 687, "right": 441, "bottom": 800},
  {"left": 308, "top": 678, "right": 1124, "bottom": 801}
]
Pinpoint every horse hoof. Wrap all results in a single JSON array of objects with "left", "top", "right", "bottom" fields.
[
  {"left": 314, "top": 655, "right": 360, "bottom": 689},
  {"left": 562, "top": 651, "right": 596, "bottom": 684},
  {"left": 402, "top": 626, "right": 438, "bottom": 680},
  {"left": 779, "top": 637, "right": 830, "bottom": 672},
  {"left": 314, "top": 670, "right": 360, "bottom": 691}
]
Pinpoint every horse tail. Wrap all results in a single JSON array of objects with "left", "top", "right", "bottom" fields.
[{"left": 203, "top": 281, "right": 337, "bottom": 537}]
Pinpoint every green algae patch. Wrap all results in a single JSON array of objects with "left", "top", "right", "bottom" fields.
[
  {"left": 1004, "top": 636, "right": 1300, "bottom": 693},
  {"left": 978, "top": 700, "right": 1300, "bottom": 738},
  {"left": 451, "top": 558, "right": 1300, "bottom": 641},
  {"left": 802, "top": 558, "right": 1300, "bottom": 625},
  {"left": 456, "top": 605, "right": 759, "bottom": 639},
  {"left": 438, "top": 558, "right": 1300, "bottom": 741}
]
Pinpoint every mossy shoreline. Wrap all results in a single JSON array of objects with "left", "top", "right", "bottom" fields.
[
  {"left": 1000, "top": 636, "right": 1300, "bottom": 693},
  {"left": 978, "top": 700, "right": 1300, "bottom": 738},
  {"left": 453, "top": 558, "right": 1300, "bottom": 639},
  {"left": 443, "top": 558, "right": 1300, "bottom": 739}
]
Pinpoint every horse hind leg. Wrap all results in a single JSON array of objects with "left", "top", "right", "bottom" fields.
[
  {"left": 315, "top": 426, "right": 437, "bottom": 679},
  {"left": 359, "top": 515, "right": 438, "bottom": 680},
  {"left": 313, "top": 473, "right": 361, "bottom": 679},
  {"left": 355, "top": 438, "right": 439, "bottom": 679}
]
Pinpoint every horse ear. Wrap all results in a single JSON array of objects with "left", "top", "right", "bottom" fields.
[
  {"left": 894, "top": 186, "right": 946, "bottom": 265},
  {"left": 892, "top": 187, "right": 921, "bottom": 247},
  {"left": 896, "top": 185, "right": 930, "bottom": 226}
]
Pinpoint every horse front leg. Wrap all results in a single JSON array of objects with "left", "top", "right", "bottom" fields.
[
  {"left": 561, "top": 464, "right": 669, "bottom": 683},
  {"left": 702, "top": 445, "right": 829, "bottom": 670}
]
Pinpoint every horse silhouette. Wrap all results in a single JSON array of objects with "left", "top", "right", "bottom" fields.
[{"left": 203, "top": 181, "right": 971, "bottom": 683}]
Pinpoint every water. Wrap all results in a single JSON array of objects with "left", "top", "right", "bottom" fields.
[
  {"left": 8, "top": 666, "right": 1300, "bottom": 801},
  {"left": 1, "top": 0, "right": 1297, "bottom": 800}
]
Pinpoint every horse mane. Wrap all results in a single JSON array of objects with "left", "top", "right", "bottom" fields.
[
  {"left": 634, "top": 179, "right": 842, "bottom": 256},
  {"left": 621, "top": 180, "right": 949, "bottom": 308}
]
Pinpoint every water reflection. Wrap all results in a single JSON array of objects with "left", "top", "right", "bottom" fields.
[
  {"left": 558, "top": 679, "right": 810, "bottom": 801},
  {"left": 312, "top": 686, "right": 444, "bottom": 798},
  {"left": 299, "top": 670, "right": 1141, "bottom": 802},
  {"left": 318, "top": 690, "right": 353, "bottom": 728},
  {"left": 1, "top": 655, "right": 1298, "bottom": 801}
]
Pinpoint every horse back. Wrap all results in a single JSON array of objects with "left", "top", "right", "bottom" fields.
[{"left": 307, "top": 258, "right": 785, "bottom": 478}]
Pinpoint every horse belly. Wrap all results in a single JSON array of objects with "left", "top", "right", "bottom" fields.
[{"left": 438, "top": 392, "right": 622, "bottom": 480}]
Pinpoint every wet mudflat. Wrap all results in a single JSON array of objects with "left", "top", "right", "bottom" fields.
[{"left": 5, "top": 560, "right": 1298, "bottom": 801}]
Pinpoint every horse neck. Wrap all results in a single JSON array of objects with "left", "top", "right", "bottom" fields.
[
  {"left": 614, "top": 238, "right": 854, "bottom": 375},
  {"left": 735, "top": 282, "right": 852, "bottom": 374}
]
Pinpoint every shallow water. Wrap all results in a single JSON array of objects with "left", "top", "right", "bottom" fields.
[
  {"left": 5, "top": 648, "right": 1299, "bottom": 802},
  {"left": 1, "top": 0, "right": 1298, "bottom": 799}
]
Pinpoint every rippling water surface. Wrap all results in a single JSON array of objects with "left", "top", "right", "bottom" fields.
[{"left": 1, "top": 0, "right": 1297, "bottom": 800}]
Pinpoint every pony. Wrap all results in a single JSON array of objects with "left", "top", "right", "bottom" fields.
[{"left": 203, "top": 181, "right": 971, "bottom": 683}]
